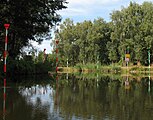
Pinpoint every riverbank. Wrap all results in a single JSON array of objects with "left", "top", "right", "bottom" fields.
[
  {"left": 50, "top": 65, "right": 152, "bottom": 81},
  {"left": 57, "top": 65, "right": 153, "bottom": 75}
]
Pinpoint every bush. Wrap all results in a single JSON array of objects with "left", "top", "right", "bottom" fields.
[{"left": 5, "top": 57, "right": 53, "bottom": 76}]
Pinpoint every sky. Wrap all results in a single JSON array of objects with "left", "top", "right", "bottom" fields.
[{"left": 33, "top": 0, "right": 153, "bottom": 54}]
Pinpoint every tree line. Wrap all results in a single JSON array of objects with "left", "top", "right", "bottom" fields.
[
  {"left": 55, "top": 2, "right": 153, "bottom": 67},
  {"left": 1, "top": 1, "right": 153, "bottom": 75},
  {"left": 0, "top": 0, "right": 67, "bottom": 75}
]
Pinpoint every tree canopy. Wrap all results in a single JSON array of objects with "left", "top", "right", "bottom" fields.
[
  {"left": 109, "top": 1, "right": 153, "bottom": 65},
  {"left": 54, "top": 2, "right": 153, "bottom": 66},
  {"left": 53, "top": 18, "right": 111, "bottom": 66},
  {"left": 0, "top": 0, "right": 67, "bottom": 59}
]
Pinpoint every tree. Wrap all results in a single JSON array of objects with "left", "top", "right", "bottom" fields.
[
  {"left": 0, "top": 0, "right": 67, "bottom": 59},
  {"left": 37, "top": 51, "right": 44, "bottom": 63},
  {"left": 52, "top": 1, "right": 153, "bottom": 67},
  {"left": 109, "top": 1, "right": 153, "bottom": 65},
  {"left": 92, "top": 18, "right": 111, "bottom": 64},
  {"left": 57, "top": 18, "right": 111, "bottom": 66}
]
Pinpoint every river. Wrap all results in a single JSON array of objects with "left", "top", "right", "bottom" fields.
[{"left": 0, "top": 73, "right": 153, "bottom": 120}]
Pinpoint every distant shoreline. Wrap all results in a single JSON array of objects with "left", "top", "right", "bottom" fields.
[{"left": 55, "top": 66, "right": 153, "bottom": 75}]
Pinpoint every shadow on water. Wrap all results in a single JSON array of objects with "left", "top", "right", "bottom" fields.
[{"left": 0, "top": 73, "right": 153, "bottom": 120}]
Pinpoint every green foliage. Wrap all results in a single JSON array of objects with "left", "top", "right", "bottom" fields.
[
  {"left": 109, "top": 2, "right": 153, "bottom": 65},
  {"left": 75, "top": 63, "right": 98, "bottom": 70},
  {"left": 35, "top": 61, "right": 51, "bottom": 74},
  {"left": 111, "top": 66, "right": 121, "bottom": 72},
  {"left": 130, "top": 66, "right": 153, "bottom": 72},
  {"left": 2, "top": 1, "right": 153, "bottom": 75},
  {"left": 0, "top": 0, "right": 67, "bottom": 59},
  {"left": 37, "top": 51, "right": 44, "bottom": 63},
  {"left": 54, "top": 2, "right": 153, "bottom": 66},
  {"left": 4, "top": 51, "right": 56, "bottom": 76},
  {"left": 7, "top": 58, "right": 35, "bottom": 75},
  {"left": 56, "top": 18, "right": 111, "bottom": 66}
]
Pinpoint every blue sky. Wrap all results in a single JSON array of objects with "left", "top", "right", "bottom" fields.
[{"left": 33, "top": 0, "right": 153, "bottom": 54}]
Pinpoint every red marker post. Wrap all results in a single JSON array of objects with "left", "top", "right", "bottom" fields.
[
  {"left": 4, "top": 24, "right": 10, "bottom": 73},
  {"left": 3, "top": 24, "right": 10, "bottom": 116}
]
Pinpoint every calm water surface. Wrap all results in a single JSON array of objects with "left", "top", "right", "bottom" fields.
[{"left": 0, "top": 74, "right": 153, "bottom": 120}]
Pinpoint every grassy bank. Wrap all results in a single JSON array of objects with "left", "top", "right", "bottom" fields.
[
  {"left": 58, "top": 63, "right": 121, "bottom": 74},
  {"left": 57, "top": 63, "right": 152, "bottom": 76}
]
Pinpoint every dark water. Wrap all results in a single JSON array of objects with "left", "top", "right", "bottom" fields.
[{"left": 0, "top": 74, "right": 153, "bottom": 120}]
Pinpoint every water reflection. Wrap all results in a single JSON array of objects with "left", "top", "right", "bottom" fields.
[
  {"left": 55, "top": 74, "right": 59, "bottom": 107},
  {"left": 124, "top": 76, "right": 130, "bottom": 90},
  {"left": 3, "top": 79, "right": 6, "bottom": 120},
  {"left": 0, "top": 74, "right": 153, "bottom": 120},
  {"left": 55, "top": 74, "right": 153, "bottom": 120}
]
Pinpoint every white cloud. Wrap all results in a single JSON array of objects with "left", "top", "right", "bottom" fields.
[
  {"left": 67, "top": 0, "right": 121, "bottom": 7},
  {"left": 59, "top": 8, "right": 87, "bottom": 16},
  {"left": 59, "top": 0, "right": 123, "bottom": 19}
]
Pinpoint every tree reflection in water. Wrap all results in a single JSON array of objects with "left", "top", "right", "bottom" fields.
[
  {"left": 56, "top": 75, "right": 153, "bottom": 120},
  {"left": 0, "top": 75, "right": 153, "bottom": 120}
]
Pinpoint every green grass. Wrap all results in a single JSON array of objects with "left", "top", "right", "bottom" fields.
[{"left": 74, "top": 63, "right": 122, "bottom": 73}]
